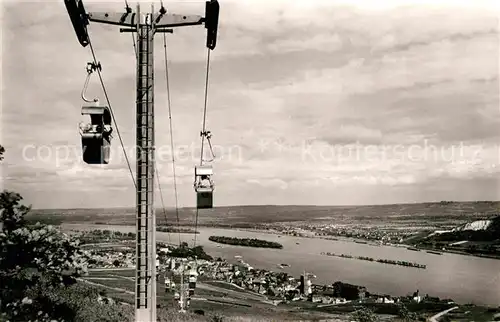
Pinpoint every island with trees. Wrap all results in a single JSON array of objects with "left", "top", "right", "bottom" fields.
[
  {"left": 208, "top": 236, "right": 283, "bottom": 249},
  {"left": 320, "top": 252, "right": 427, "bottom": 269},
  {"left": 157, "top": 226, "right": 200, "bottom": 234}
]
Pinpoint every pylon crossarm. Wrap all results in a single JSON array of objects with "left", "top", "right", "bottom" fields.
[
  {"left": 155, "top": 14, "right": 204, "bottom": 28},
  {"left": 87, "top": 11, "right": 203, "bottom": 28},
  {"left": 87, "top": 12, "right": 137, "bottom": 26}
]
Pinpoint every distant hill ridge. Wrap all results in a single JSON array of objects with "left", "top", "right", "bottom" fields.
[
  {"left": 27, "top": 201, "right": 500, "bottom": 227},
  {"left": 32, "top": 200, "right": 500, "bottom": 212}
]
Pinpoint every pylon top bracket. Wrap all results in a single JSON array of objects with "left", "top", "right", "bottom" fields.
[{"left": 87, "top": 11, "right": 203, "bottom": 28}]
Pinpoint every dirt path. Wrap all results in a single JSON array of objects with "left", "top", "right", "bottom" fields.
[
  {"left": 428, "top": 306, "right": 459, "bottom": 322},
  {"left": 84, "top": 267, "right": 271, "bottom": 307},
  {"left": 77, "top": 278, "right": 134, "bottom": 295},
  {"left": 198, "top": 282, "right": 267, "bottom": 302}
]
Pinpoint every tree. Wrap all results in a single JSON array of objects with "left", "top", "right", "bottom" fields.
[
  {"left": 350, "top": 307, "right": 379, "bottom": 322},
  {"left": 0, "top": 144, "right": 4, "bottom": 161},
  {"left": 0, "top": 146, "right": 88, "bottom": 321},
  {"left": 0, "top": 146, "right": 135, "bottom": 321},
  {"left": 0, "top": 203, "right": 89, "bottom": 321},
  {"left": 397, "top": 303, "right": 418, "bottom": 321},
  {"left": 0, "top": 191, "right": 30, "bottom": 232},
  {"left": 168, "top": 242, "right": 212, "bottom": 261}
]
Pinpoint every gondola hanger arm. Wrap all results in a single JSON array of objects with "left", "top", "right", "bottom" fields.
[
  {"left": 200, "top": 131, "right": 216, "bottom": 163},
  {"left": 81, "top": 62, "right": 101, "bottom": 103}
]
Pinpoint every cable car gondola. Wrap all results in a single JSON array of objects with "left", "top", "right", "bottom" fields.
[
  {"left": 79, "top": 62, "right": 113, "bottom": 164},
  {"left": 80, "top": 105, "right": 112, "bottom": 164},
  {"left": 194, "top": 164, "right": 214, "bottom": 209}
]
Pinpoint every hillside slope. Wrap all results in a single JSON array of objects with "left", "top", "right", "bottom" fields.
[
  {"left": 429, "top": 215, "right": 500, "bottom": 242},
  {"left": 453, "top": 220, "right": 492, "bottom": 232}
]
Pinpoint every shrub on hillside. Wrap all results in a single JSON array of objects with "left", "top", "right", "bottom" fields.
[
  {"left": 0, "top": 146, "right": 122, "bottom": 321},
  {"left": 397, "top": 303, "right": 419, "bottom": 321},
  {"left": 0, "top": 190, "right": 134, "bottom": 322},
  {"left": 17, "top": 282, "right": 134, "bottom": 322},
  {"left": 169, "top": 242, "right": 213, "bottom": 261},
  {"left": 350, "top": 307, "right": 379, "bottom": 322},
  {"left": 157, "top": 307, "right": 208, "bottom": 321},
  {"left": 0, "top": 190, "right": 87, "bottom": 321}
]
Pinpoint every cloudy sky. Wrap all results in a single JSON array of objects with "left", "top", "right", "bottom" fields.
[{"left": 1, "top": 0, "right": 499, "bottom": 209}]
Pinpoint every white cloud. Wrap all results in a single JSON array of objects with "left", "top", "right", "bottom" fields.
[
  {"left": 267, "top": 33, "right": 343, "bottom": 53},
  {"left": 55, "top": 161, "right": 132, "bottom": 179},
  {"left": 247, "top": 178, "right": 288, "bottom": 190},
  {"left": 264, "top": 35, "right": 496, "bottom": 99}
]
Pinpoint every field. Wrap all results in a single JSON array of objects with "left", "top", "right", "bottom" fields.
[
  {"left": 81, "top": 267, "right": 498, "bottom": 322},
  {"left": 81, "top": 268, "right": 348, "bottom": 321},
  {"left": 314, "top": 302, "right": 497, "bottom": 322},
  {"left": 26, "top": 201, "right": 500, "bottom": 229}
]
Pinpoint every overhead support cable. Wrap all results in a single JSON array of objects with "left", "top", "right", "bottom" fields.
[
  {"left": 162, "top": 26, "right": 182, "bottom": 247},
  {"left": 193, "top": 48, "right": 213, "bottom": 248},
  {"left": 87, "top": 37, "right": 136, "bottom": 188}
]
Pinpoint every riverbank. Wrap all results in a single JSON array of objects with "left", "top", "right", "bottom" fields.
[
  {"left": 413, "top": 245, "right": 500, "bottom": 260},
  {"left": 52, "top": 215, "right": 500, "bottom": 261}
]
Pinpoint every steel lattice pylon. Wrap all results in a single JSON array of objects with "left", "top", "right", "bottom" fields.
[{"left": 135, "top": 5, "right": 157, "bottom": 321}]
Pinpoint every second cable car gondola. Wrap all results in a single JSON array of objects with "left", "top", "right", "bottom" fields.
[
  {"left": 194, "top": 165, "right": 214, "bottom": 209},
  {"left": 188, "top": 269, "right": 198, "bottom": 296}
]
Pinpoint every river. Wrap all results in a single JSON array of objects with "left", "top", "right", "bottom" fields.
[{"left": 61, "top": 224, "right": 500, "bottom": 307}]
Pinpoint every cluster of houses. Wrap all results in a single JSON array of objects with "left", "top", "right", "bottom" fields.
[
  {"left": 204, "top": 259, "right": 310, "bottom": 300},
  {"left": 158, "top": 249, "right": 363, "bottom": 305},
  {"left": 159, "top": 252, "right": 433, "bottom": 308},
  {"left": 251, "top": 223, "right": 423, "bottom": 246},
  {"left": 309, "top": 224, "right": 418, "bottom": 244},
  {"left": 83, "top": 242, "right": 434, "bottom": 308},
  {"left": 83, "top": 245, "right": 135, "bottom": 268}
]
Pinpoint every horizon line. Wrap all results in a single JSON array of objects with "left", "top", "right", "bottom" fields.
[{"left": 31, "top": 200, "right": 500, "bottom": 211}]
